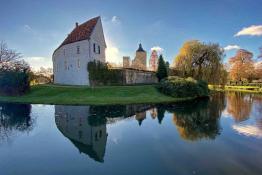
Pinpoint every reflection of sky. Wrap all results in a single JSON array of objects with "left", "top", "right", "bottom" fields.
[
  {"left": 232, "top": 125, "right": 262, "bottom": 138},
  {"left": 1, "top": 95, "right": 262, "bottom": 174},
  {"left": 222, "top": 97, "right": 262, "bottom": 139}
]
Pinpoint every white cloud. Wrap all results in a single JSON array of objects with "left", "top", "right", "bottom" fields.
[
  {"left": 23, "top": 24, "right": 32, "bottom": 32},
  {"left": 111, "top": 16, "right": 120, "bottom": 24},
  {"left": 151, "top": 46, "right": 164, "bottom": 53},
  {"left": 224, "top": 45, "right": 241, "bottom": 51},
  {"left": 235, "top": 25, "right": 262, "bottom": 37},
  {"left": 105, "top": 40, "right": 123, "bottom": 64},
  {"left": 24, "top": 57, "right": 52, "bottom": 70}
]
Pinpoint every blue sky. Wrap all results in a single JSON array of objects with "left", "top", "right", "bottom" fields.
[{"left": 1, "top": 0, "right": 261, "bottom": 69}]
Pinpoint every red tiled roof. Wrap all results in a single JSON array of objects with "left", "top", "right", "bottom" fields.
[{"left": 58, "top": 16, "right": 100, "bottom": 48}]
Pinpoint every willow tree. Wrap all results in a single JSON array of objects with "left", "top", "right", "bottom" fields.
[{"left": 173, "top": 40, "right": 226, "bottom": 85}]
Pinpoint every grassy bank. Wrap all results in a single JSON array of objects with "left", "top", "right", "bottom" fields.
[
  {"left": 0, "top": 84, "right": 196, "bottom": 105},
  {"left": 209, "top": 85, "right": 262, "bottom": 93}
]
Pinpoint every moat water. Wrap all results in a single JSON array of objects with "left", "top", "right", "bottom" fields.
[{"left": 0, "top": 92, "right": 262, "bottom": 175}]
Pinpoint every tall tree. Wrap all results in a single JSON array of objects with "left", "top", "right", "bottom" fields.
[
  {"left": 173, "top": 40, "right": 226, "bottom": 85},
  {"left": 156, "top": 54, "right": 168, "bottom": 81},
  {"left": 0, "top": 42, "right": 30, "bottom": 95},
  {"left": 229, "top": 49, "right": 254, "bottom": 82}
]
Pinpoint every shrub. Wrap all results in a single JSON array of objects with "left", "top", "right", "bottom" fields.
[
  {"left": 157, "top": 76, "right": 209, "bottom": 98},
  {"left": 87, "top": 60, "right": 123, "bottom": 86},
  {"left": 0, "top": 70, "right": 30, "bottom": 96}
]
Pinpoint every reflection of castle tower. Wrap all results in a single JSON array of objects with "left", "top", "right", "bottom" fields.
[
  {"left": 135, "top": 112, "right": 146, "bottom": 126},
  {"left": 150, "top": 108, "right": 158, "bottom": 119},
  {"left": 132, "top": 44, "right": 147, "bottom": 70},
  {"left": 55, "top": 105, "right": 107, "bottom": 162},
  {"left": 149, "top": 50, "right": 158, "bottom": 71}
]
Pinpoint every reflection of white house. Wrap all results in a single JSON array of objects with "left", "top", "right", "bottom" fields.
[
  {"left": 55, "top": 105, "right": 107, "bottom": 162},
  {"left": 52, "top": 16, "right": 106, "bottom": 85}
]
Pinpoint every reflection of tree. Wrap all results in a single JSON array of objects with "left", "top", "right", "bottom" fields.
[
  {"left": 0, "top": 103, "right": 33, "bottom": 142},
  {"left": 227, "top": 92, "right": 253, "bottom": 122},
  {"left": 170, "top": 94, "right": 225, "bottom": 141},
  {"left": 156, "top": 105, "right": 166, "bottom": 124},
  {"left": 89, "top": 104, "right": 153, "bottom": 125},
  {"left": 253, "top": 96, "right": 262, "bottom": 130}
]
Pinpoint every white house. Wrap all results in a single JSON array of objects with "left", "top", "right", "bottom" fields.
[{"left": 52, "top": 16, "right": 106, "bottom": 85}]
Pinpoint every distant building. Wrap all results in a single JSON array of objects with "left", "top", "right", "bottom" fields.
[
  {"left": 131, "top": 44, "right": 147, "bottom": 70},
  {"left": 52, "top": 16, "right": 106, "bottom": 85},
  {"left": 123, "top": 56, "right": 131, "bottom": 68},
  {"left": 149, "top": 50, "right": 158, "bottom": 71}
]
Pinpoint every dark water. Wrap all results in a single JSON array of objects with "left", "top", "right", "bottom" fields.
[{"left": 0, "top": 92, "right": 262, "bottom": 175}]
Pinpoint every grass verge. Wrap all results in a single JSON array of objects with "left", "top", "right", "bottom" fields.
[{"left": 0, "top": 84, "right": 196, "bottom": 105}]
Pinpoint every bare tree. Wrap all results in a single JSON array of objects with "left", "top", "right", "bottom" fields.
[
  {"left": 0, "top": 41, "right": 30, "bottom": 72},
  {"left": 0, "top": 41, "right": 21, "bottom": 63}
]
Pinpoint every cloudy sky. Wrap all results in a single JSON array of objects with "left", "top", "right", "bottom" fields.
[{"left": 1, "top": 0, "right": 261, "bottom": 70}]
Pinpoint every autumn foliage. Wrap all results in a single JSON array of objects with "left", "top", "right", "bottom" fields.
[{"left": 229, "top": 49, "right": 254, "bottom": 82}]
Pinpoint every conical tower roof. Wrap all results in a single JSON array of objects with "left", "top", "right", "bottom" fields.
[{"left": 136, "top": 43, "right": 145, "bottom": 52}]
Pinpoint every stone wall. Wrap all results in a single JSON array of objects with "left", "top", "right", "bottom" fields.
[
  {"left": 122, "top": 68, "right": 158, "bottom": 85},
  {"left": 109, "top": 68, "right": 158, "bottom": 85}
]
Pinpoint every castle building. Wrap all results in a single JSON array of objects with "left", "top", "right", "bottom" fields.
[
  {"left": 131, "top": 44, "right": 147, "bottom": 70},
  {"left": 52, "top": 16, "right": 106, "bottom": 85},
  {"left": 149, "top": 50, "right": 159, "bottom": 71}
]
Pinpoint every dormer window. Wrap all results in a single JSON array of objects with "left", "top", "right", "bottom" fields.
[{"left": 77, "top": 46, "right": 80, "bottom": 54}]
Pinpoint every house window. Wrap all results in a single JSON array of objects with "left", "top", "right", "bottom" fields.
[
  {"left": 93, "top": 43, "right": 96, "bottom": 53},
  {"left": 64, "top": 61, "right": 67, "bottom": 70},
  {"left": 93, "top": 43, "right": 101, "bottom": 54},
  {"left": 77, "top": 59, "right": 80, "bottom": 68},
  {"left": 77, "top": 46, "right": 80, "bottom": 54}
]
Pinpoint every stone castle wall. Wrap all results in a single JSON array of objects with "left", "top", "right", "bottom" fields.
[
  {"left": 108, "top": 68, "right": 158, "bottom": 85},
  {"left": 122, "top": 68, "right": 158, "bottom": 85}
]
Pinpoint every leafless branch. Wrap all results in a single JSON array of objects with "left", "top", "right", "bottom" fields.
[{"left": 0, "top": 41, "right": 22, "bottom": 63}]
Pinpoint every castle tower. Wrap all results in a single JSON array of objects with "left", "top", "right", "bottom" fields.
[
  {"left": 132, "top": 43, "right": 147, "bottom": 70},
  {"left": 149, "top": 50, "right": 158, "bottom": 71},
  {"left": 123, "top": 56, "right": 131, "bottom": 68}
]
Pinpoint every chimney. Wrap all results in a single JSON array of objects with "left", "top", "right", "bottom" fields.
[{"left": 75, "top": 22, "right": 78, "bottom": 28}]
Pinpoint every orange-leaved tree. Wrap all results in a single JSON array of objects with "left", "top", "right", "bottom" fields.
[{"left": 229, "top": 49, "right": 254, "bottom": 82}]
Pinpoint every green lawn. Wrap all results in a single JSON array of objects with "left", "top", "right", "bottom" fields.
[{"left": 0, "top": 84, "right": 194, "bottom": 105}]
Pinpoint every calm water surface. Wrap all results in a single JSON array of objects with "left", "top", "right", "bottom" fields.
[{"left": 0, "top": 92, "right": 262, "bottom": 175}]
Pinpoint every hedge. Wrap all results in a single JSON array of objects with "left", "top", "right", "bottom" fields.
[
  {"left": 157, "top": 76, "right": 209, "bottom": 98},
  {"left": 0, "top": 70, "right": 30, "bottom": 96}
]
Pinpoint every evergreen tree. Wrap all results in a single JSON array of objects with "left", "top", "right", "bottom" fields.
[{"left": 156, "top": 54, "right": 168, "bottom": 81}]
